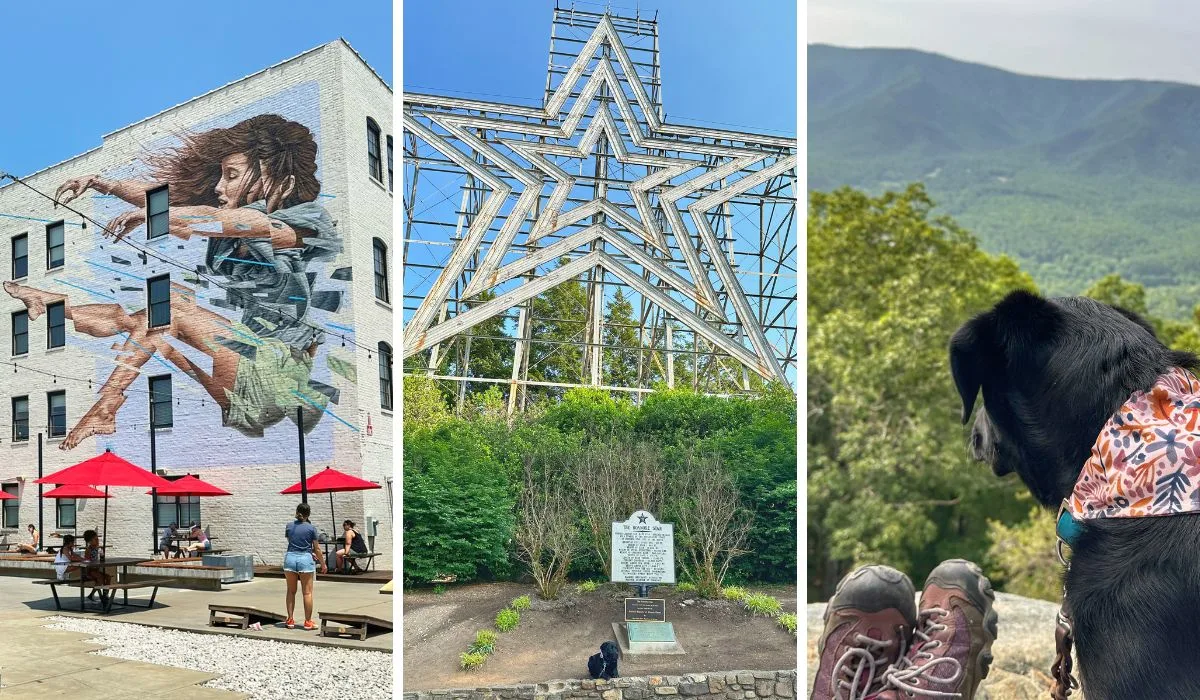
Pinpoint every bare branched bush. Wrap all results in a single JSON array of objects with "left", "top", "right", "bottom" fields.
[
  {"left": 669, "top": 452, "right": 753, "bottom": 598},
  {"left": 515, "top": 453, "right": 582, "bottom": 600},
  {"left": 574, "top": 441, "right": 666, "bottom": 578}
]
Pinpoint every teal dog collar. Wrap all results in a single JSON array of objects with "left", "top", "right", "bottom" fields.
[{"left": 1056, "top": 500, "right": 1084, "bottom": 551}]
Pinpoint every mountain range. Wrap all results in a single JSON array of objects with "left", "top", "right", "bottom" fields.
[{"left": 809, "top": 44, "right": 1200, "bottom": 318}]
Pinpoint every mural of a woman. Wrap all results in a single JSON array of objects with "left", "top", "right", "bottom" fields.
[{"left": 3, "top": 114, "right": 343, "bottom": 449}]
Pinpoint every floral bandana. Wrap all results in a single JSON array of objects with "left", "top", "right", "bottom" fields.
[{"left": 1068, "top": 367, "right": 1200, "bottom": 520}]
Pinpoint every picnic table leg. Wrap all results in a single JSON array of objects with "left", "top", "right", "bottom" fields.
[
  {"left": 49, "top": 583, "right": 61, "bottom": 611},
  {"left": 147, "top": 586, "right": 160, "bottom": 609}
]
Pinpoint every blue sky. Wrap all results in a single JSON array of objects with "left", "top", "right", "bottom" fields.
[
  {"left": 0, "top": 0, "right": 392, "bottom": 178},
  {"left": 403, "top": 0, "right": 797, "bottom": 136}
]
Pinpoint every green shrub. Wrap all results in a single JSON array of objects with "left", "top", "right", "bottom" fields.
[
  {"left": 985, "top": 507, "right": 1061, "bottom": 602},
  {"left": 776, "top": 612, "right": 798, "bottom": 635},
  {"left": 510, "top": 595, "right": 532, "bottom": 611},
  {"left": 460, "top": 651, "right": 487, "bottom": 670},
  {"left": 722, "top": 586, "right": 750, "bottom": 601},
  {"left": 470, "top": 629, "right": 498, "bottom": 655},
  {"left": 403, "top": 423, "right": 516, "bottom": 584},
  {"left": 576, "top": 580, "right": 599, "bottom": 593},
  {"left": 675, "top": 582, "right": 697, "bottom": 594},
  {"left": 495, "top": 608, "right": 520, "bottom": 632},
  {"left": 433, "top": 584, "right": 447, "bottom": 595},
  {"left": 743, "top": 593, "right": 782, "bottom": 617}
]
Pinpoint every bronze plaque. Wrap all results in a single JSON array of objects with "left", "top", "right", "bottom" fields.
[{"left": 624, "top": 597, "right": 666, "bottom": 622}]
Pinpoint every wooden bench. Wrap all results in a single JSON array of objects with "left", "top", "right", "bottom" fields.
[
  {"left": 208, "top": 604, "right": 286, "bottom": 630},
  {"left": 174, "top": 547, "right": 227, "bottom": 559},
  {"left": 91, "top": 578, "right": 171, "bottom": 613},
  {"left": 319, "top": 612, "right": 392, "bottom": 640},
  {"left": 346, "top": 552, "right": 378, "bottom": 573}
]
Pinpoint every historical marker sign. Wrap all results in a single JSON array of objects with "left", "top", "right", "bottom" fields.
[
  {"left": 625, "top": 597, "right": 667, "bottom": 622},
  {"left": 611, "top": 510, "right": 675, "bottom": 584}
]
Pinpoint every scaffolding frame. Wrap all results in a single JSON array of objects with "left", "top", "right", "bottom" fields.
[{"left": 402, "top": 5, "right": 796, "bottom": 414}]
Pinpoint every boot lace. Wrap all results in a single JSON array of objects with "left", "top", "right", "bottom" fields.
[
  {"left": 882, "top": 608, "right": 964, "bottom": 698},
  {"left": 831, "top": 631, "right": 906, "bottom": 700}
]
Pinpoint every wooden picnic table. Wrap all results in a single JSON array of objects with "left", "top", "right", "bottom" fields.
[{"left": 63, "top": 556, "right": 151, "bottom": 612}]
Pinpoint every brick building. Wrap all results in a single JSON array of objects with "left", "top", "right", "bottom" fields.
[{"left": 0, "top": 40, "right": 394, "bottom": 568}]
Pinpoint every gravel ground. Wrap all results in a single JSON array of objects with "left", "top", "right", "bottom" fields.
[{"left": 44, "top": 616, "right": 393, "bottom": 700}]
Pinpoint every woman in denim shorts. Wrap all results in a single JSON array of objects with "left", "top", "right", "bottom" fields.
[{"left": 282, "top": 502, "right": 327, "bottom": 629}]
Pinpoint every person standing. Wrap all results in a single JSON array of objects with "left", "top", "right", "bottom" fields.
[
  {"left": 282, "top": 502, "right": 326, "bottom": 630},
  {"left": 16, "top": 524, "right": 38, "bottom": 554}
]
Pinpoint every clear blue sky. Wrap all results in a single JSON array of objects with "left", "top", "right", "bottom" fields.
[
  {"left": 0, "top": 0, "right": 392, "bottom": 178},
  {"left": 403, "top": 0, "right": 797, "bottom": 136}
]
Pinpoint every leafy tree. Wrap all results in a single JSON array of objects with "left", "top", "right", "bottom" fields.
[
  {"left": 527, "top": 258, "right": 589, "bottom": 397},
  {"left": 603, "top": 288, "right": 643, "bottom": 388},
  {"left": 1085, "top": 274, "right": 1149, "bottom": 315},
  {"left": 807, "top": 184, "right": 1035, "bottom": 600}
]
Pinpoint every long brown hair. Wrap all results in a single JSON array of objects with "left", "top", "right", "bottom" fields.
[{"left": 148, "top": 114, "right": 320, "bottom": 210}]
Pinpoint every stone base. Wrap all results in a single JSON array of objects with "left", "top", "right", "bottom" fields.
[{"left": 612, "top": 621, "right": 685, "bottom": 660}]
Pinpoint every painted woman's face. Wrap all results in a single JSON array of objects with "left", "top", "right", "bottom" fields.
[{"left": 214, "top": 153, "right": 259, "bottom": 209}]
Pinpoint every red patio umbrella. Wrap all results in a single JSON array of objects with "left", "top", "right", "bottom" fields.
[
  {"left": 0, "top": 491, "right": 14, "bottom": 499},
  {"left": 35, "top": 449, "right": 172, "bottom": 552},
  {"left": 42, "top": 484, "right": 111, "bottom": 499},
  {"left": 145, "top": 475, "right": 231, "bottom": 497},
  {"left": 280, "top": 467, "right": 381, "bottom": 536}
]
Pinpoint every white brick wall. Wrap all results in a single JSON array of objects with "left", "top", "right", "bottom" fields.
[{"left": 0, "top": 40, "right": 394, "bottom": 568}]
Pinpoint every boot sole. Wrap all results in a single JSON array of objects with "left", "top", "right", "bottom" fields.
[{"left": 924, "top": 559, "right": 998, "bottom": 688}]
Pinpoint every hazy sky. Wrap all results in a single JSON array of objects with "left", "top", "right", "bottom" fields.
[{"left": 808, "top": 0, "right": 1200, "bottom": 85}]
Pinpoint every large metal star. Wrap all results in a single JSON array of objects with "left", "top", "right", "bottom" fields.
[{"left": 402, "top": 14, "right": 794, "bottom": 383}]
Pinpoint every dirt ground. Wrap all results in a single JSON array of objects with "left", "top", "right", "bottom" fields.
[{"left": 402, "top": 582, "right": 798, "bottom": 691}]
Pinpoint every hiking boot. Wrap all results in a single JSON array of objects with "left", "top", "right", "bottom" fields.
[
  {"left": 877, "top": 559, "right": 998, "bottom": 699},
  {"left": 810, "top": 565, "right": 917, "bottom": 700}
]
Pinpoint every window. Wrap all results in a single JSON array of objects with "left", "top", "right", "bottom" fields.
[
  {"left": 1, "top": 484, "right": 16, "bottom": 528},
  {"left": 48, "top": 391, "right": 65, "bottom": 438},
  {"left": 11, "top": 234, "right": 27, "bottom": 280},
  {"left": 148, "top": 275, "right": 170, "bottom": 328},
  {"left": 367, "top": 118, "right": 383, "bottom": 182},
  {"left": 156, "top": 492, "right": 200, "bottom": 529},
  {"left": 147, "top": 185, "right": 169, "bottom": 239},
  {"left": 46, "top": 221, "right": 64, "bottom": 269},
  {"left": 11, "top": 311, "right": 27, "bottom": 356},
  {"left": 47, "top": 302, "right": 65, "bottom": 349},
  {"left": 379, "top": 341, "right": 393, "bottom": 411},
  {"left": 386, "top": 135, "right": 394, "bottom": 192},
  {"left": 57, "top": 498, "right": 76, "bottom": 529},
  {"left": 12, "top": 396, "right": 28, "bottom": 442},
  {"left": 373, "top": 238, "right": 389, "bottom": 302},
  {"left": 149, "top": 375, "right": 172, "bottom": 428}
]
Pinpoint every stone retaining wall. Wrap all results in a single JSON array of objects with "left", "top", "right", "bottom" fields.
[{"left": 404, "top": 670, "right": 797, "bottom": 700}]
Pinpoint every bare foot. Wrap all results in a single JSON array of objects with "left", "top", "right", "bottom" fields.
[
  {"left": 61, "top": 405, "right": 119, "bottom": 450},
  {"left": 3, "top": 281, "right": 57, "bottom": 321}
]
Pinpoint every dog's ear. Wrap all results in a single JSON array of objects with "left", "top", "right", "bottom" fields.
[{"left": 950, "top": 291, "right": 1057, "bottom": 424}]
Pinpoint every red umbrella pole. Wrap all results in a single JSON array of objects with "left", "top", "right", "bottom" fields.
[{"left": 102, "top": 485, "right": 109, "bottom": 552}]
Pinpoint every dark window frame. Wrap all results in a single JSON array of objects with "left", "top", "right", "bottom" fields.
[
  {"left": 147, "top": 274, "right": 171, "bottom": 329},
  {"left": 11, "top": 310, "right": 27, "bottom": 356},
  {"left": 379, "top": 341, "right": 393, "bottom": 411},
  {"left": 386, "top": 135, "right": 394, "bottom": 192},
  {"left": 57, "top": 498, "right": 76, "bottom": 529},
  {"left": 11, "top": 396, "right": 28, "bottom": 442},
  {"left": 46, "top": 302, "right": 65, "bottom": 349},
  {"left": 46, "top": 220, "right": 64, "bottom": 270},
  {"left": 156, "top": 486, "right": 201, "bottom": 529},
  {"left": 367, "top": 118, "right": 383, "bottom": 182},
  {"left": 146, "top": 185, "right": 170, "bottom": 239},
  {"left": 11, "top": 233, "right": 28, "bottom": 280},
  {"left": 149, "top": 374, "right": 173, "bottom": 429},
  {"left": 1, "top": 483, "right": 17, "bottom": 529},
  {"left": 47, "top": 390, "right": 66, "bottom": 438},
  {"left": 373, "top": 238, "right": 389, "bottom": 302}
]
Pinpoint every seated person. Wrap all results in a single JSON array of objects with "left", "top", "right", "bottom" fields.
[
  {"left": 15, "top": 523, "right": 38, "bottom": 554},
  {"left": 335, "top": 520, "right": 370, "bottom": 572},
  {"left": 81, "top": 529, "right": 110, "bottom": 588},
  {"left": 52, "top": 534, "right": 83, "bottom": 581},
  {"left": 182, "top": 525, "right": 211, "bottom": 557},
  {"left": 158, "top": 522, "right": 179, "bottom": 559}
]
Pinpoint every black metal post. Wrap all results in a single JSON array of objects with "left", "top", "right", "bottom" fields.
[
  {"left": 297, "top": 405, "right": 308, "bottom": 503},
  {"left": 37, "top": 433, "right": 43, "bottom": 552},
  {"left": 150, "top": 419, "right": 159, "bottom": 555}
]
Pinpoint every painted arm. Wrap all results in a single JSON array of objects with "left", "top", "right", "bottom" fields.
[
  {"left": 55, "top": 175, "right": 160, "bottom": 209},
  {"left": 104, "top": 205, "right": 302, "bottom": 250}
]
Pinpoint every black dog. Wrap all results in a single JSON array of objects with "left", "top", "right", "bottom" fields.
[
  {"left": 587, "top": 641, "right": 620, "bottom": 680},
  {"left": 951, "top": 290, "right": 1200, "bottom": 699}
]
